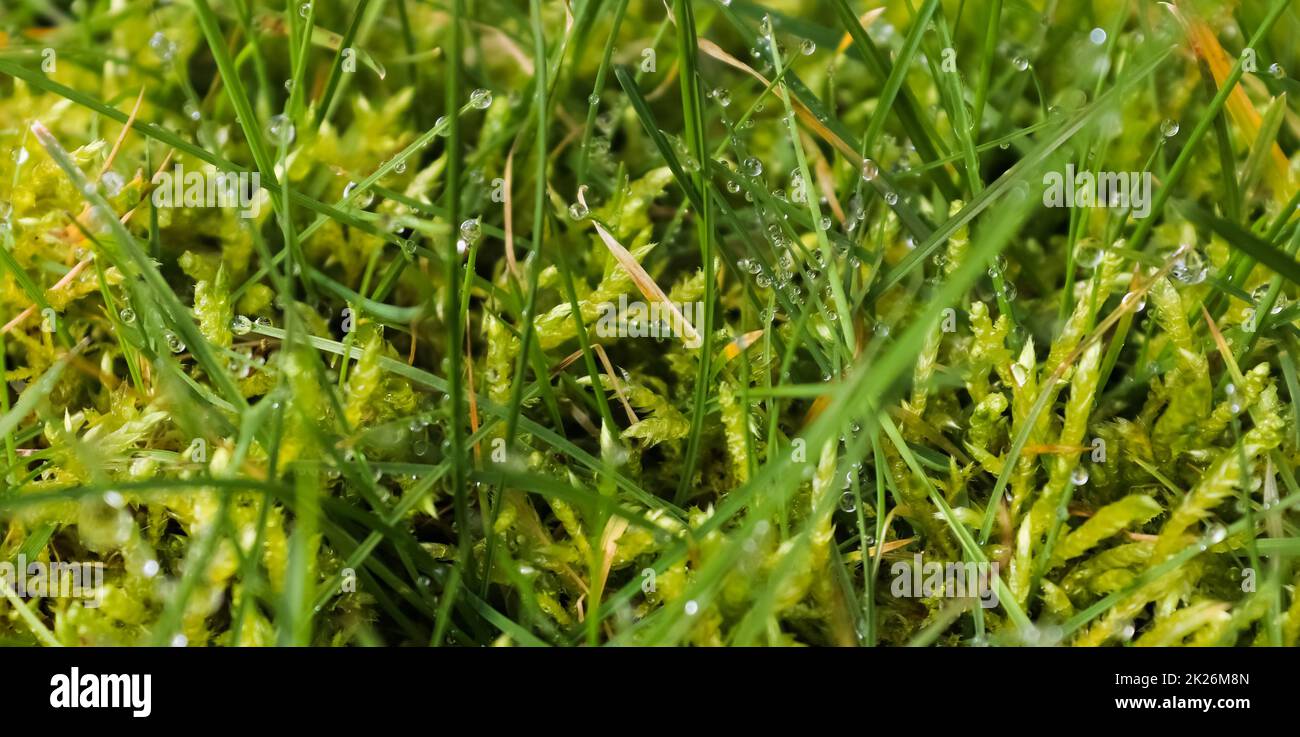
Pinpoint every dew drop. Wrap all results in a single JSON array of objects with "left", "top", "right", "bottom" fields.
[
  {"left": 839, "top": 491, "right": 857, "bottom": 513},
  {"left": 460, "top": 217, "right": 482, "bottom": 245},
  {"left": 230, "top": 315, "right": 252, "bottom": 336},
  {"left": 684, "top": 600, "right": 699, "bottom": 616},
  {"left": 1170, "top": 248, "right": 1207, "bottom": 285},
  {"left": 1207, "top": 524, "right": 1228, "bottom": 545},
  {"left": 1012, "top": 56, "right": 1030, "bottom": 71},
  {"left": 165, "top": 331, "right": 186, "bottom": 354},
  {"left": 743, "top": 157, "right": 764, "bottom": 177},
  {"left": 470, "top": 88, "right": 493, "bottom": 110},
  {"left": 1075, "top": 239, "right": 1103, "bottom": 269},
  {"left": 860, "top": 158, "right": 879, "bottom": 181},
  {"left": 1269, "top": 62, "right": 1285, "bottom": 79},
  {"left": 1010, "top": 362, "right": 1028, "bottom": 387},
  {"left": 265, "top": 114, "right": 296, "bottom": 146},
  {"left": 1160, "top": 118, "right": 1180, "bottom": 138},
  {"left": 119, "top": 307, "right": 136, "bottom": 324},
  {"left": 884, "top": 191, "right": 898, "bottom": 205},
  {"left": 800, "top": 39, "right": 816, "bottom": 56},
  {"left": 1070, "top": 466, "right": 1089, "bottom": 486},
  {"left": 1089, "top": 27, "right": 1107, "bottom": 45},
  {"left": 149, "top": 32, "right": 177, "bottom": 62},
  {"left": 343, "top": 181, "right": 375, "bottom": 208},
  {"left": 568, "top": 202, "right": 589, "bottom": 220}
]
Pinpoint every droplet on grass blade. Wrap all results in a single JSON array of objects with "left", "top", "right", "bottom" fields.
[
  {"left": 470, "top": 88, "right": 493, "bottom": 109},
  {"left": 265, "top": 114, "right": 296, "bottom": 146}
]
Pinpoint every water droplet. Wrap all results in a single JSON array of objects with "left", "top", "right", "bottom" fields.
[
  {"left": 283, "top": 79, "right": 295, "bottom": 93},
  {"left": 884, "top": 191, "right": 898, "bottom": 205},
  {"left": 861, "top": 158, "right": 878, "bottom": 181},
  {"left": 470, "top": 88, "right": 493, "bottom": 110},
  {"left": 1089, "top": 27, "right": 1107, "bottom": 45},
  {"left": 1070, "top": 466, "right": 1089, "bottom": 486},
  {"left": 1013, "top": 56, "right": 1030, "bottom": 71},
  {"left": 343, "top": 181, "right": 375, "bottom": 208},
  {"left": 119, "top": 307, "right": 136, "bottom": 324},
  {"left": 839, "top": 491, "right": 857, "bottom": 513},
  {"left": 1160, "top": 118, "right": 1179, "bottom": 138},
  {"left": 1120, "top": 623, "right": 1135, "bottom": 641},
  {"left": 587, "top": 92, "right": 600, "bottom": 106},
  {"left": 103, "top": 490, "right": 125, "bottom": 509},
  {"left": 684, "top": 600, "right": 700, "bottom": 616},
  {"left": 184, "top": 102, "right": 201, "bottom": 121},
  {"left": 265, "top": 114, "right": 295, "bottom": 146},
  {"left": 800, "top": 39, "right": 816, "bottom": 55},
  {"left": 435, "top": 115, "right": 450, "bottom": 135},
  {"left": 254, "top": 316, "right": 273, "bottom": 330},
  {"left": 171, "top": 633, "right": 188, "bottom": 647},
  {"left": 142, "top": 559, "right": 160, "bottom": 578},
  {"left": 1225, "top": 383, "right": 1243, "bottom": 414},
  {"left": 299, "top": 2, "right": 312, "bottom": 18},
  {"left": 1207, "top": 524, "right": 1227, "bottom": 545},
  {"left": 394, "top": 159, "right": 407, "bottom": 174},
  {"left": 230, "top": 315, "right": 252, "bottom": 335},
  {"left": 726, "top": 180, "right": 741, "bottom": 194},
  {"left": 1270, "top": 62, "right": 1285, "bottom": 79},
  {"left": 819, "top": 216, "right": 832, "bottom": 231},
  {"left": 743, "top": 157, "right": 764, "bottom": 177},
  {"left": 1075, "top": 239, "right": 1103, "bottom": 269},
  {"left": 460, "top": 217, "right": 482, "bottom": 245},
  {"left": 568, "top": 202, "right": 589, "bottom": 220},
  {"left": 165, "top": 331, "right": 186, "bottom": 354},
  {"left": 1170, "top": 248, "right": 1207, "bottom": 285},
  {"left": 1010, "top": 362, "right": 1028, "bottom": 386},
  {"left": 149, "top": 32, "right": 177, "bottom": 62}
]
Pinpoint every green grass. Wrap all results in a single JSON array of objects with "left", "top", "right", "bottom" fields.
[{"left": 0, "top": 0, "right": 1299, "bottom": 646}]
